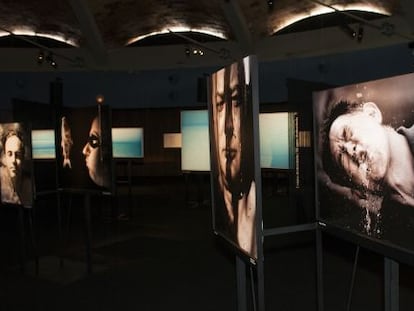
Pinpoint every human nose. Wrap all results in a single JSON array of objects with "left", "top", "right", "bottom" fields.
[
  {"left": 225, "top": 101, "right": 234, "bottom": 138},
  {"left": 10, "top": 153, "right": 17, "bottom": 163},
  {"left": 343, "top": 141, "right": 358, "bottom": 155},
  {"left": 82, "top": 143, "right": 89, "bottom": 156}
]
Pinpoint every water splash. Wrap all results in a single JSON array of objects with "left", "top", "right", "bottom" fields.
[
  {"left": 362, "top": 207, "right": 382, "bottom": 237},
  {"left": 364, "top": 208, "right": 371, "bottom": 233}
]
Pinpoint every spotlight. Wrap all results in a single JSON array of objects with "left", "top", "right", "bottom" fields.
[
  {"left": 340, "top": 23, "right": 356, "bottom": 39},
  {"left": 50, "top": 59, "right": 57, "bottom": 69},
  {"left": 357, "top": 24, "right": 364, "bottom": 43},
  {"left": 267, "top": 0, "right": 274, "bottom": 11},
  {"left": 185, "top": 47, "right": 191, "bottom": 57},
  {"left": 37, "top": 50, "right": 44, "bottom": 65},
  {"left": 46, "top": 52, "right": 58, "bottom": 69},
  {"left": 191, "top": 48, "right": 204, "bottom": 56},
  {"left": 96, "top": 94, "right": 105, "bottom": 104}
]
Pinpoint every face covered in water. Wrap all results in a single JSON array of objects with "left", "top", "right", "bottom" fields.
[
  {"left": 328, "top": 102, "right": 390, "bottom": 192},
  {"left": 212, "top": 63, "right": 243, "bottom": 193},
  {"left": 82, "top": 117, "right": 105, "bottom": 187}
]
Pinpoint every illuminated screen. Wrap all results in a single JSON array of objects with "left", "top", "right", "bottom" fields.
[
  {"left": 32, "top": 129, "right": 56, "bottom": 159},
  {"left": 112, "top": 127, "right": 143, "bottom": 158},
  {"left": 259, "top": 112, "right": 295, "bottom": 169},
  {"left": 181, "top": 110, "right": 210, "bottom": 171},
  {"left": 208, "top": 55, "right": 262, "bottom": 261},
  {"left": 313, "top": 72, "right": 414, "bottom": 257}
]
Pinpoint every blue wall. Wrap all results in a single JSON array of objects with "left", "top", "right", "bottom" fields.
[{"left": 0, "top": 42, "right": 412, "bottom": 110}]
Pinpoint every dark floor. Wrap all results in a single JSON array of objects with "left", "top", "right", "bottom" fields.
[{"left": 0, "top": 176, "right": 413, "bottom": 311}]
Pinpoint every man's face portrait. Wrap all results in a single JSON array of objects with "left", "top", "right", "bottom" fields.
[
  {"left": 82, "top": 116, "right": 104, "bottom": 187},
  {"left": 328, "top": 103, "right": 389, "bottom": 192},
  {"left": 314, "top": 73, "right": 414, "bottom": 252},
  {"left": 212, "top": 63, "right": 242, "bottom": 192},
  {"left": 4, "top": 134, "right": 23, "bottom": 179}
]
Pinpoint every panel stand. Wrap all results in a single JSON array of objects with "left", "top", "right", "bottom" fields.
[
  {"left": 84, "top": 193, "right": 93, "bottom": 274},
  {"left": 56, "top": 191, "right": 64, "bottom": 268},
  {"left": 316, "top": 226, "right": 324, "bottom": 311},
  {"left": 15, "top": 204, "right": 38, "bottom": 275},
  {"left": 26, "top": 207, "right": 39, "bottom": 275},
  {"left": 57, "top": 190, "right": 94, "bottom": 274},
  {"left": 256, "top": 259, "right": 265, "bottom": 311},
  {"left": 236, "top": 255, "right": 265, "bottom": 311},
  {"left": 115, "top": 159, "right": 133, "bottom": 220},
  {"left": 17, "top": 205, "right": 26, "bottom": 273},
  {"left": 346, "top": 245, "right": 360, "bottom": 311},
  {"left": 236, "top": 255, "right": 247, "bottom": 311},
  {"left": 384, "top": 257, "right": 399, "bottom": 311}
]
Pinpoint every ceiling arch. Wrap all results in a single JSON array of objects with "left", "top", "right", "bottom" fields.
[{"left": 0, "top": 0, "right": 412, "bottom": 71}]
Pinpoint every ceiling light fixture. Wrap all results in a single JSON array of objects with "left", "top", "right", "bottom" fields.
[
  {"left": 168, "top": 29, "right": 231, "bottom": 60},
  {"left": 127, "top": 26, "right": 227, "bottom": 46},
  {"left": 267, "top": 0, "right": 274, "bottom": 11},
  {"left": 185, "top": 46, "right": 191, "bottom": 57},
  {"left": 305, "top": 0, "right": 413, "bottom": 41},
  {"left": 37, "top": 50, "right": 45, "bottom": 65},
  {"left": 273, "top": 1, "right": 392, "bottom": 34},
  {"left": 0, "top": 28, "right": 77, "bottom": 47},
  {"left": 0, "top": 26, "right": 84, "bottom": 69},
  {"left": 46, "top": 52, "right": 58, "bottom": 69},
  {"left": 340, "top": 22, "right": 357, "bottom": 39},
  {"left": 357, "top": 24, "right": 364, "bottom": 42}
]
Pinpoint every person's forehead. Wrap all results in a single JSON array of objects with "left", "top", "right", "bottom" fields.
[
  {"left": 216, "top": 66, "right": 238, "bottom": 91},
  {"left": 332, "top": 111, "right": 367, "bottom": 127},
  {"left": 90, "top": 118, "right": 100, "bottom": 132},
  {"left": 5, "top": 135, "right": 22, "bottom": 147}
]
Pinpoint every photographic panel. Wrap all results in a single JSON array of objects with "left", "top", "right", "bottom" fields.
[
  {"left": 56, "top": 105, "right": 113, "bottom": 192},
  {"left": 0, "top": 122, "right": 34, "bottom": 207},
  {"left": 208, "top": 55, "right": 262, "bottom": 261},
  {"left": 313, "top": 72, "right": 414, "bottom": 258}
]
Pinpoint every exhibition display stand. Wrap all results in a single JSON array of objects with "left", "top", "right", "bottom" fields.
[
  {"left": 57, "top": 188, "right": 111, "bottom": 274},
  {"left": 316, "top": 224, "right": 402, "bottom": 311}
]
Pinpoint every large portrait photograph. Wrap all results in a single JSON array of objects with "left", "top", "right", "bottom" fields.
[
  {"left": 208, "top": 56, "right": 260, "bottom": 260},
  {"left": 56, "top": 105, "right": 113, "bottom": 192},
  {"left": 0, "top": 122, "right": 33, "bottom": 207},
  {"left": 313, "top": 72, "right": 414, "bottom": 254}
]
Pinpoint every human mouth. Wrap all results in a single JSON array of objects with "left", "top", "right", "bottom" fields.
[{"left": 223, "top": 148, "right": 237, "bottom": 160}]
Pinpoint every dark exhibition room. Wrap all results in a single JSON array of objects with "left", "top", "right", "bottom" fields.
[{"left": 1, "top": 0, "right": 414, "bottom": 310}]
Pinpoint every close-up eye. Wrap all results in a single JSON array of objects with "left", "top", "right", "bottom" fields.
[
  {"left": 231, "top": 88, "right": 239, "bottom": 107},
  {"left": 342, "top": 126, "right": 352, "bottom": 141},
  {"left": 88, "top": 134, "right": 100, "bottom": 148},
  {"left": 233, "top": 98, "right": 241, "bottom": 107},
  {"left": 216, "top": 101, "right": 225, "bottom": 112},
  {"left": 216, "top": 93, "right": 225, "bottom": 112}
]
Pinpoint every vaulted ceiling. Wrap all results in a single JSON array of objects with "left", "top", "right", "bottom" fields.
[{"left": 0, "top": 0, "right": 413, "bottom": 71}]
